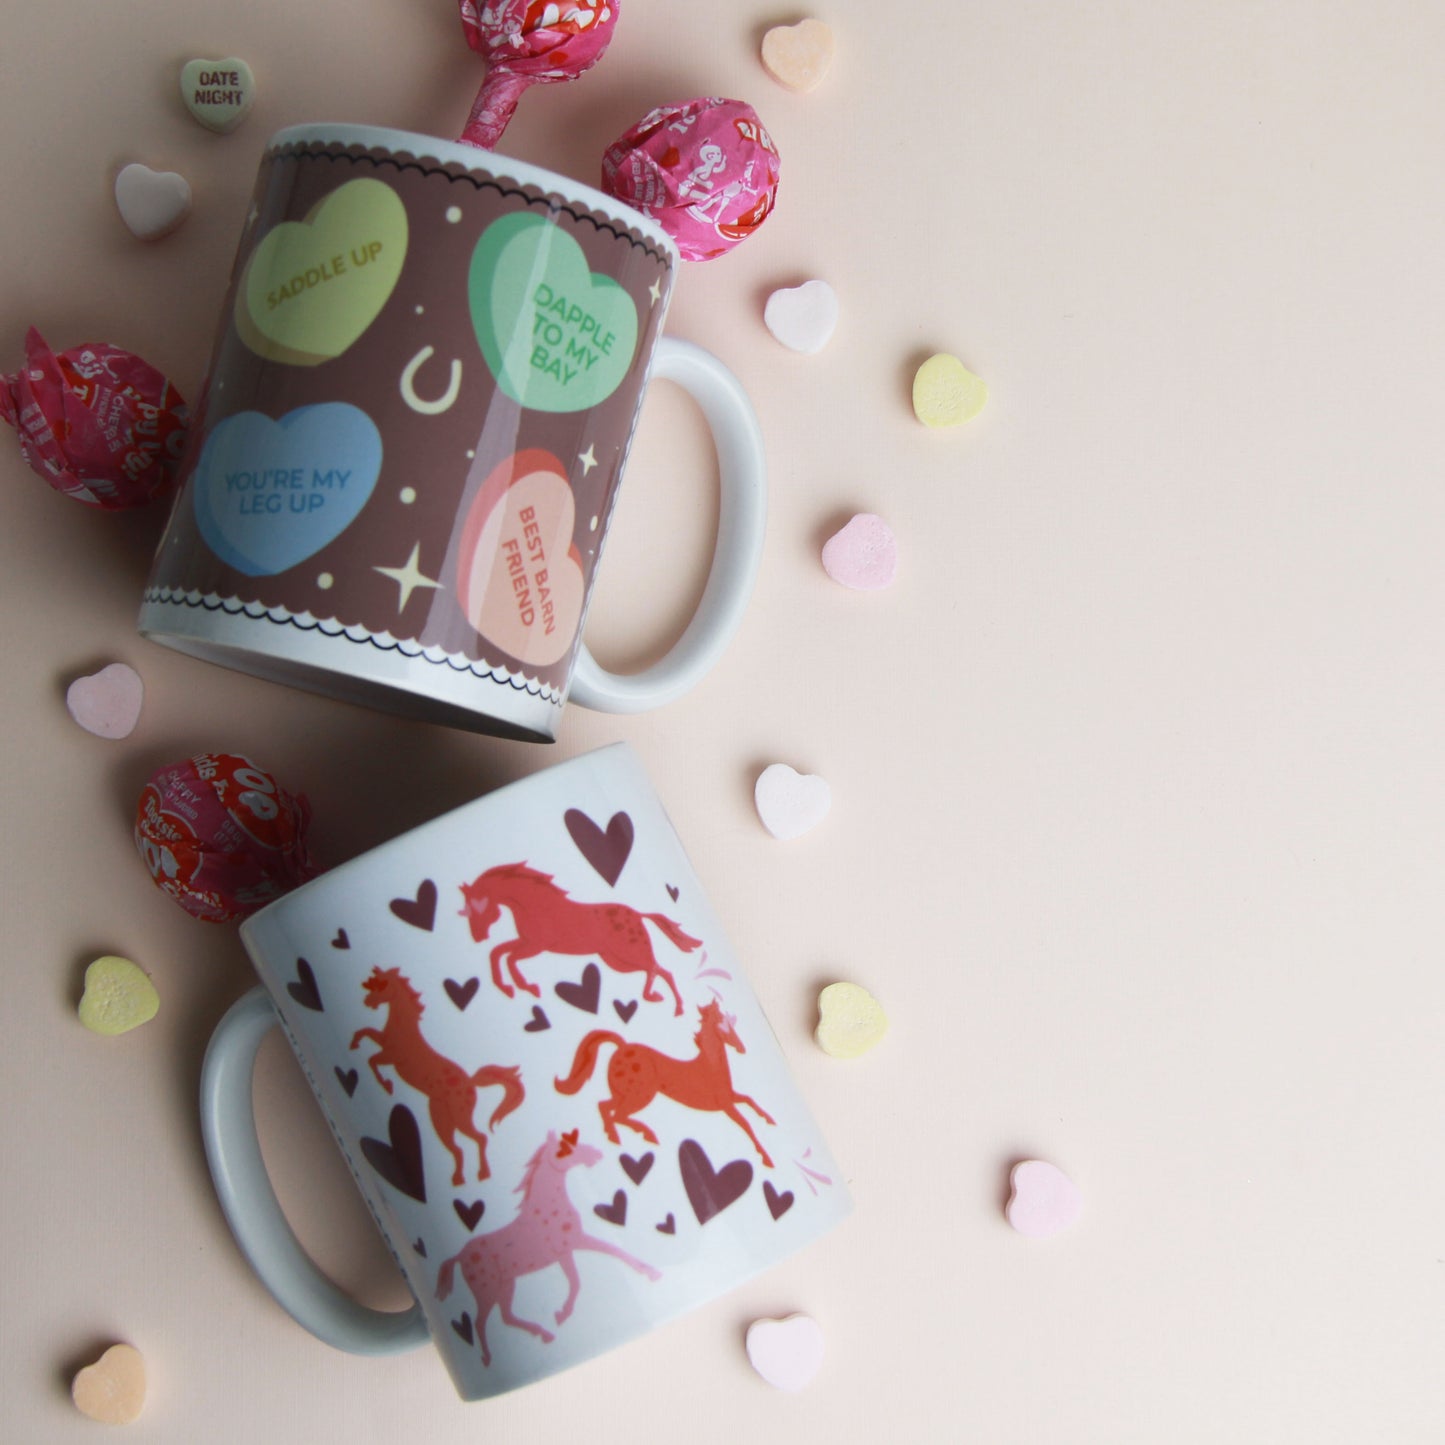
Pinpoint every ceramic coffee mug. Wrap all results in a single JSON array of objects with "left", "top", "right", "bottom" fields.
[
  {"left": 140, "top": 125, "right": 766, "bottom": 741},
  {"left": 201, "top": 743, "right": 850, "bottom": 1401}
]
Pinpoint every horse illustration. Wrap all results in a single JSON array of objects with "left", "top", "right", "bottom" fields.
[
  {"left": 459, "top": 862, "right": 699, "bottom": 1016},
  {"left": 350, "top": 966, "right": 524, "bottom": 1186},
  {"left": 554, "top": 999, "right": 777, "bottom": 1167},
  {"left": 436, "top": 1129, "right": 660, "bottom": 1367}
]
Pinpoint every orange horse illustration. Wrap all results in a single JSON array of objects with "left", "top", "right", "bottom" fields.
[
  {"left": 459, "top": 862, "right": 699, "bottom": 1016},
  {"left": 350, "top": 966, "right": 524, "bottom": 1186},
  {"left": 555, "top": 999, "right": 777, "bottom": 1167},
  {"left": 436, "top": 1128, "right": 660, "bottom": 1367}
]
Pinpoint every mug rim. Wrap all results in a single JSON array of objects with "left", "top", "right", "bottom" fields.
[
  {"left": 270, "top": 123, "right": 681, "bottom": 267},
  {"left": 239, "top": 741, "right": 634, "bottom": 951}
]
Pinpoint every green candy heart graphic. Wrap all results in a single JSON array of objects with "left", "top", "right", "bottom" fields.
[{"left": 469, "top": 212, "right": 639, "bottom": 412}]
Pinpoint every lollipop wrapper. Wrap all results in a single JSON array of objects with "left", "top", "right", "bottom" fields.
[
  {"left": 601, "top": 98, "right": 780, "bottom": 261},
  {"left": 135, "top": 753, "right": 317, "bottom": 924},
  {"left": 0, "top": 328, "right": 187, "bottom": 509}
]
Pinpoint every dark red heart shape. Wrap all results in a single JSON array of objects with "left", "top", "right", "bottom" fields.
[
  {"left": 678, "top": 1139, "right": 753, "bottom": 1225},
  {"left": 334, "top": 1067, "right": 359, "bottom": 1097},
  {"left": 286, "top": 958, "right": 324, "bottom": 1012},
  {"left": 523, "top": 1005, "right": 551, "bottom": 1032},
  {"left": 555, "top": 962, "right": 600, "bottom": 1014},
  {"left": 360, "top": 1104, "right": 427, "bottom": 1203},
  {"left": 763, "top": 1180, "right": 795, "bottom": 1220},
  {"left": 655, "top": 1213, "right": 676, "bottom": 1234},
  {"left": 444, "top": 977, "right": 480, "bottom": 1011},
  {"left": 331, "top": 928, "right": 350, "bottom": 949},
  {"left": 666, "top": 883, "right": 680, "bottom": 902},
  {"left": 451, "top": 1312, "right": 473, "bottom": 1344},
  {"left": 389, "top": 880, "right": 437, "bottom": 931},
  {"left": 564, "top": 809, "right": 634, "bottom": 886},
  {"left": 593, "top": 1189, "right": 628, "bottom": 1226},
  {"left": 413, "top": 1237, "right": 427, "bottom": 1258},
  {"left": 453, "top": 1198, "right": 486, "bottom": 1231},
  {"left": 621, "top": 1152, "right": 654, "bottom": 1186},
  {"left": 613, "top": 998, "right": 638, "bottom": 1023}
]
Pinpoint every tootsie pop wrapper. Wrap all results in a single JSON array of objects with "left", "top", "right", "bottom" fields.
[
  {"left": 0, "top": 327, "right": 188, "bottom": 509},
  {"left": 458, "top": 0, "right": 619, "bottom": 150},
  {"left": 135, "top": 753, "right": 317, "bottom": 924},
  {"left": 600, "top": 97, "right": 780, "bottom": 261}
]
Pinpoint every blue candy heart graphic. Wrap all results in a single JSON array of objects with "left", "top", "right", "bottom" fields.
[{"left": 191, "top": 404, "right": 382, "bottom": 576}]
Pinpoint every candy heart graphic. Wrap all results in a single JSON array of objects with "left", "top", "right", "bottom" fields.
[
  {"left": 455, "top": 448, "right": 585, "bottom": 667},
  {"left": 1006, "top": 1159, "right": 1083, "bottom": 1238},
  {"left": 469, "top": 212, "right": 638, "bottom": 411},
  {"left": 191, "top": 404, "right": 381, "bottom": 576},
  {"left": 236, "top": 177, "right": 408, "bottom": 365},
  {"left": 180, "top": 56, "right": 256, "bottom": 133},
  {"left": 745, "top": 1313, "right": 826, "bottom": 1392},
  {"left": 114, "top": 163, "right": 191, "bottom": 240},
  {"left": 71, "top": 1342, "right": 147, "bottom": 1424}
]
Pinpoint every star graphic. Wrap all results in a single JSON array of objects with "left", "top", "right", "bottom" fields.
[
  {"left": 578, "top": 444, "right": 599, "bottom": 476},
  {"left": 648, "top": 277, "right": 663, "bottom": 306},
  {"left": 374, "top": 543, "right": 442, "bottom": 613}
]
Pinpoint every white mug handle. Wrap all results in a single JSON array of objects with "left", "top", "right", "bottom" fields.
[
  {"left": 569, "top": 336, "right": 767, "bottom": 713},
  {"left": 199, "top": 987, "right": 430, "bottom": 1355}
]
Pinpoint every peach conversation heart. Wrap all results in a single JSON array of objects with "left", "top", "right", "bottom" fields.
[
  {"left": 71, "top": 1342, "right": 146, "bottom": 1424},
  {"left": 760, "top": 19, "right": 835, "bottom": 93}
]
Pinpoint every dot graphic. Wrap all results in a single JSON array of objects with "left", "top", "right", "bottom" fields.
[
  {"left": 590, "top": 515, "right": 599, "bottom": 532},
  {"left": 446, "top": 206, "right": 462, "bottom": 223},
  {"left": 399, "top": 487, "right": 417, "bottom": 504},
  {"left": 317, "top": 573, "right": 334, "bottom": 589},
  {"left": 415, "top": 305, "right": 424, "bottom": 315},
  {"left": 466, "top": 449, "right": 476, "bottom": 459}
]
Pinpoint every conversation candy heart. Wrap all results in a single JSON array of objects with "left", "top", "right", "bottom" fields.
[
  {"left": 912, "top": 352, "right": 988, "bottom": 428},
  {"left": 754, "top": 763, "right": 831, "bottom": 840},
  {"left": 65, "top": 662, "right": 144, "bottom": 739},
  {"left": 180, "top": 56, "right": 256, "bottom": 133},
  {"left": 746, "top": 1313, "right": 826, "bottom": 1392},
  {"left": 78, "top": 956, "right": 160, "bottom": 1036},
  {"left": 760, "top": 19, "right": 835, "bottom": 93},
  {"left": 821, "top": 513, "right": 897, "bottom": 591},
  {"left": 114, "top": 163, "right": 192, "bottom": 241},
  {"left": 71, "top": 1342, "right": 147, "bottom": 1424},
  {"left": 764, "top": 279, "right": 838, "bottom": 354},
  {"left": 815, "top": 981, "right": 888, "bottom": 1059},
  {"left": 1006, "top": 1159, "right": 1084, "bottom": 1238}
]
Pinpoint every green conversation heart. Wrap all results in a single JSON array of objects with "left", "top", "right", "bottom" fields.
[
  {"left": 236, "top": 177, "right": 408, "bottom": 366},
  {"left": 469, "top": 212, "right": 639, "bottom": 412}
]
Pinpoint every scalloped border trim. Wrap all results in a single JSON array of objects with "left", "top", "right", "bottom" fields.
[{"left": 142, "top": 586, "right": 565, "bottom": 704}]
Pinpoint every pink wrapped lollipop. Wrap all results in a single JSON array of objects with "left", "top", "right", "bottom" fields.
[
  {"left": 601, "top": 97, "right": 780, "bottom": 261},
  {"left": 459, "top": 0, "right": 619, "bottom": 150},
  {"left": 0, "top": 327, "right": 188, "bottom": 509}
]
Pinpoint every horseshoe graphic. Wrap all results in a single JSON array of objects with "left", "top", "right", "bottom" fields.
[{"left": 400, "top": 346, "right": 462, "bottom": 415}]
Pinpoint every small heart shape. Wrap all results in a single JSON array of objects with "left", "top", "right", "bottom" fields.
[
  {"left": 678, "top": 1138, "right": 753, "bottom": 1226},
  {"left": 760, "top": 18, "right": 835, "bottom": 92},
  {"left": 180, "top": 56, "right": 256, "bottom": 134},
  {"left": 77, "top": 956, "right": 159, "bottom": 1036},
  {"left": 555, "top": 962, "right": 601, "bottom": 1014},
  {"left": 620, "top": 1152, "right": 654, "bottom": 1186},
  {"left": 746, "top": 1313, "right": 826, "bottom": 1392},
  {"left": 71, "top": 1342, "right": 146, "bottom": 1424},
  {"left": 65, "top": 663, "right": 144, "bottom": 739},
  {"left": 665, "top": 883, "right": 680, "bottom": 902},
  {"left": 1006, "top": 1159, "right": 1083, "bottom": 1238},
  {"left": 613, "top": 998, "right": 638, "bottom": 1024},
  {"left": 389, "top": 880, "right": 437, "bottom": 932},
  {"left": 334, "top": 1067, "right": 359, "bottom": 1097},
  {"left": 763, "top": 1180, "right": 795, "bottom": 1220},
  {"left": 453, "top": 1198, "right": 486, "bottom": 1231},
  {"left": 593, "top": 1189, "right": 628, "bottom": 1226},
  {"left": 912, "top": 352, "right": 988, "bottom": 429},
  {"left": 285, "top": 957, "right": 324, "bottom": 1012},
  {"left": 331, "top": 928, "right": 350, "bottom": 949},
  {"left": 359, "top": 1104, "right": 427, "bottom": 1203},
  {"left": 413, "top": 1237, "right": 428, "bottom": 1258},
  {"left": 764, "top": 279, "right": 839, "bottom": 355},
  {"left": 814, "top": 981, "right": 888, "bottom": 1059},
  {"left": 524, "top": 1005, "right": 551, "bottom": 1032},
  {"left": 564, "top": 808, "right": 634, "bottom": 886},
  {"left": 754, "top": 763, "right": 831, "bottom": 841},
  {"left": 821, "top": 513, "right": 898, "bottom": 591},
  {"left": 444, "top": 977, "right": 480, "bottom": 1011},
  {"left": 115, "top": 163, "right": 192, "bottom": 241},
  {"left": 451, "top": 1312, "right": 474, "bottom": 1344},
  {"left": 655, "top": 1213, "right": 676, "bottom": 1235}
]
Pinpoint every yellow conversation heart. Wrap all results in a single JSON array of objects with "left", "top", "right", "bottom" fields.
[
  {"left": 78, "top": 956, "right": 160, "bottom": 1036},
  {"left": 814, "top": 981, "right": 888, "bottom": 1059},
  {"left": 912, "top": 352, "right": 988, "bottom": 428},
  {"left": 236, "top": 177, "right": 408, "bottom": 366}
]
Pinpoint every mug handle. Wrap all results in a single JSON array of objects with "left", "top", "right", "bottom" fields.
[
  {"left": 199, "top": 987, "right": 430, "bottom": 1355},
  {"left": 569, "top": 336, "right": 767, "bottom": 713}
]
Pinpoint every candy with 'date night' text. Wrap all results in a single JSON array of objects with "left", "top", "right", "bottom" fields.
[
  {"left": 135, "top": 752, "right": 317, "bottom": 923},
  {"left": 114, "top": 162, "right": 192, "bottom": 240},
  {"left": 71, "top": 1342, "right": 147, "bottom": 1424},
  {"left": 912, "top": 352, "right": 988, "bottom": 428},
  {"left": 180, "top": 56, "right": 256, "bottom": 133},
  {"left": 760, "top": 18, "right": 836, "bottom": 93},
  {"left": 78, "top": 956, "right": 160, "bottom": 1036},
  {"left": 0, "top": 328, "right": 189, "bottom": 509},
  {"left": 754, "top": 763, "right": 831, "bottom": 840}
]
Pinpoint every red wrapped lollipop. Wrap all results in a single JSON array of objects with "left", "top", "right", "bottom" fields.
[
  {"left": 0, "top": 327, "right": 188, "bottom": 509},
  {"left": 135, "top": 753, "right": 317, "bottom": 924},
  {"left": 601, "top": 98, "right": 781, "bottom": 261},
  {"left": 458, "top": 0, "right": 619, "bottom": 150}
]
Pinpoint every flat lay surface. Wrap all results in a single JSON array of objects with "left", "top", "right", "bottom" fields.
[{"left": 3, "top": 2, "right": 1444, "bottom": 1440}]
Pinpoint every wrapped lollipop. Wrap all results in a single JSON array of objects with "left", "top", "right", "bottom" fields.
[
  {"left": 0, "top": 327, "right": 188, "bottom": 509},
  {"left": 458, "top": 0, "right": 619, "bottom": 150},
  {"left": 601, "top": 97, "right": 780, "bottom": 261},
  {"left": 135, "top": 752, "right": 317, "bottom": 923}
]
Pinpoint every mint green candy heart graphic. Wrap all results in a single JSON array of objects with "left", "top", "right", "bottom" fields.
[{"left": 469, "top": 212, "right": 639, "bottom": 413}]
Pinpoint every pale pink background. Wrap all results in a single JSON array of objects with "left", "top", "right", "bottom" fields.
[{"left": 3, "top": 2, "right": 1444, "bottom": 1441}]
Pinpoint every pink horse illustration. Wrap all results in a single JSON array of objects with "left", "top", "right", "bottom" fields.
[
  {"left": 459, "top": 862, "right": 700, "bottom": 1015},
  {"left": 436, "top": 1129, "right": 660, "bottom": 1366}
]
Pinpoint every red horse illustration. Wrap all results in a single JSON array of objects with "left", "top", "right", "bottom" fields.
[
  {"left": 436, "top": 1128, "right": 660, "bottom": 1367},
  {"left": 350, "top": 966, "right": 524, "bottom": 1186},
  {"left": 555, "top": 999, "right": 777, "bottom": 1167},
  {"left": 459, "top": 862, "right": 699, "bottom": 1016}
]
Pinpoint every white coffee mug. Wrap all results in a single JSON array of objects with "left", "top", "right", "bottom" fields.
[{"left": 202, "top": 743, "right": 850, "bottom": 1400}]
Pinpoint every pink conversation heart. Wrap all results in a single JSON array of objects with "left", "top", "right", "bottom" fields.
[
  {"left": 1006, "top": 1159, "right": 1083, "bottom": 1238},
  {"left": 821, "top": 513, "right": 897, "bottom": 590},
  {"left": 745, "top": 1313, "right": 825, "bottom": 1392},
  {"left": 66, "top": 662, "right": 144, "bottom": 739}
]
